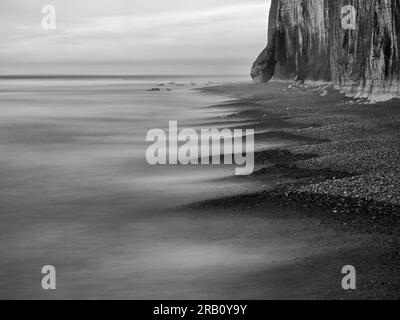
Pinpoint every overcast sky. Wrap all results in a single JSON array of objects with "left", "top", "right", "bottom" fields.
[{"left": 0, "top": 0, "right": 270, "bottom": 75}]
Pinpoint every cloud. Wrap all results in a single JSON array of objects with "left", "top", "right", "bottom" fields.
[{"left": 0, "top": 0, "right": 270, "bottom": 74}]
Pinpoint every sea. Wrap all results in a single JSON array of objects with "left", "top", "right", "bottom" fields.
[{"left": 0, "top": 74, "right": 275, "bottom": 299}]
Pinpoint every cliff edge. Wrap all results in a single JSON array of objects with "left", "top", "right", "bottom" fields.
[{"left": 252, "top": 0, "right": 400, "bottom": 101}]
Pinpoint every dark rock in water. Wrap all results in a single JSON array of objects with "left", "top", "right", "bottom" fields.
[{"left": 252, "top": 0, "right": 400, "bottom": 101}]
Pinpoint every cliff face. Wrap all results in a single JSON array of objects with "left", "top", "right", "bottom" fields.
[{"left": 252, "top": 0, "right": 400, "bottom": 101}]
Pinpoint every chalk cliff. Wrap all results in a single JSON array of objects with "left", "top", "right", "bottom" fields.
[{"left": 252, "top": 0, "right": 400, "bottom": 101}]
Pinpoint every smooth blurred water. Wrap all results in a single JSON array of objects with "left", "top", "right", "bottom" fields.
[{"left": 0, "top": 76, "right": 272, "bottom": 299}]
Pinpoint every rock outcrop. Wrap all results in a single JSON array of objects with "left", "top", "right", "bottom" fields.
[{"left": 252, "top": 0, "right": 400, "bottom": 101}]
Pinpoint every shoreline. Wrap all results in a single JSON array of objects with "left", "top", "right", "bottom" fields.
[
  {"left": 179, "top": 80, "right": 400, "bottom": 299},
  {"left": 194, "top": 81, "right": 400, "bottom": 236},
  {"left": 1, "top": 77, "right": 399, "bottom": 299}
]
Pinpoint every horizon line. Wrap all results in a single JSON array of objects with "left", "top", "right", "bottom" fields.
[{"left": 0, "top": 73, "right": 249, "bottom": 79}]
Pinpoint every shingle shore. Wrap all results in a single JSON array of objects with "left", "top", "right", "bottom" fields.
[{"left": 198, "top": 81, "right": 400, "bottom": 234}]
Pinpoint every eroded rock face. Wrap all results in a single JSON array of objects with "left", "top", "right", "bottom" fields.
[{"left": 252, "top": 0, "right": 400, "bottom": 100}]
